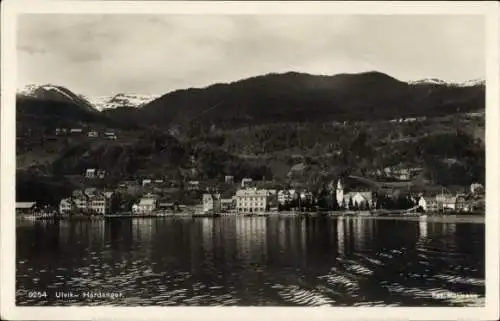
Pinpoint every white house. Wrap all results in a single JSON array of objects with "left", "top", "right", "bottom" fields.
[
  {"left": 435, "top": 194, "right": 457, "bottom": 210},
  {"left": 134, "top": 197, "right": 158, "bottom": 214},
  {"left": 418, "top": 196, "right": 439, "bottom": 212},
  {"left": 87, "top": 131, "right": 99, "bottom": 138},
  {"left": 142, "top": 179, "right": 152, "bottom": 187},
  {"left": 16, "top": 202, "right": 37, "bottom": 216},
  {"left": 343, "top": 191, "right": 373, "bottom": 209},
  {"left": 59, "top": 198, "right": 73, "bottom": 214},
  {"left": 235, "top": 188, "right": 268, "bottom": 213},
  {"left": 277, "top": 189, "right": 295, "bottom": 205},
  {"left": 85, "top": 168, "right": 96, "bottom": 178}
]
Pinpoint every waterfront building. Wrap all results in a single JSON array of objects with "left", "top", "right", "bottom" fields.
[
  {"left": 203, "top": 193, "right": 221, "bottom": 213},
  {"left": 418, "top": 196, "right": 439, "bottom": 212},
  {"left": 142, "top": 179, "right": 152, "bottom": 186},
  {"left": 16, "top": 202, "right": 37, "bottom": 216},
  {"left": 70, "top": 128, "right": 83, "bottom": 134},
  {"left": 221, "top": 198, "right": 235, "bottom": 211},
  {"left": 59, "top": 189, "right": 118, "bottom": 215},
  {"left": 87, "top": 131, "right": 99, "bottom": 138},
  {"left": 203, "top": 193, "right": 222, "bottom": 213},
  {"left": 88, "top": 194, "right": 108, "bottom": 215},
  {"left": 343, "top": 192, "right": 373, "bottom": 209},
  {"left": 235, "top": 188, "right": 268, "bottom": 213},
  {"left": 435, "top": 194, "right": 457, "bottom": 211},
  {"left": 133, "top": 196, "right": 158, "bottom": 214},
  {"left": 277, "top": 189, "right": 295, "bottom": 205},
  {"left": 59, "top": 198, "right": 74, "bottom": 214},
  {"left": 455, "top": 194, "right": 472, "bottom": 213}
]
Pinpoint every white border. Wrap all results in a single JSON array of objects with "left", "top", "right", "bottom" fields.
[{"left": 1, "top": 1, "right": 499, "bottom": 320}]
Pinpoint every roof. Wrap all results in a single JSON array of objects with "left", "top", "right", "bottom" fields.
[
  {"left": 103, "top": 191, "right": 114, "bottom": 198},
  {"left": 16, "top": 202, "right": 36, "bottom": 209},
  {"left": 139, "top": 198, "right": 156, "bottom": 206}
]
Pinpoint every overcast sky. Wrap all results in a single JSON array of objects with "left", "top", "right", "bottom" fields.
[{"left": 17, "top": 14, "right": 485, "bottom": 97}]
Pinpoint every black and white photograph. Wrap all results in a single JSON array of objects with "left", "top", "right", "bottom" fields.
[{"left": 1, "top": 1, "right": 499, "bottom": 320}]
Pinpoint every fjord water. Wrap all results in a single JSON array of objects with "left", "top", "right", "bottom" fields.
[{"left": 16, "top": 216, "right": 485, "bottom": 306}]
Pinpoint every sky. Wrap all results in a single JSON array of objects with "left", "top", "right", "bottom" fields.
[{"left": 17, "top": 14, "right": 485, "bottom": 97}]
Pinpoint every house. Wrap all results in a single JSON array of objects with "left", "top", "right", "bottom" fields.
[
  {"left": 87, "top": 131, "right": 99, "bottom": 138},
  {"left": 187, "top": 180, "right": 200, "bottom": 191},
  {"left": 235, "top": 188, "right": 268, "bottom": 213},
  {"left": 470, "top": 183, "right": 484, "bottom": 195},
  {"left": 241, "top": 178, "right": 253, "bottom": 188},
  {"left": 142, "top": 179, "right": 152, "bottom": 187},
  {"left": 277, "top": 189, "right": 296, "bottom": 205},
  {"left": 202, "top": 193, "right": 221, "bottom": 213},
  {"left": 70, "top": 128, "right": 83, "bottom": 134},
  {"left": 418, "top": 196, "right": 439, "bottom": 212},
  {"left": 159, "top": 202, "right": 176, "bottom": 211},
  {"left": 220, "top": 198, "right": 235, "bottom": 211},
  {"left": 88, "top": 194, "right": 108, "bottom": 215},
  {"left": 59, "top": 198, "right": 73, "bottom": 214},
  {"left": 59, "top": 189, "right": 116, "bottom": 215},
  {"left": 435, "top": 194, "right": 457, "bottom": 210},
  {"left": 16, "top": 202, "right": 37, "bottom": 216},
  {"left": 224, "top": 175, "right": 234, "bottom": 184},
  {"left": 300, "top": 191, "right": 314, "bottom": 203},
  {"left": 85, "top": 168, "right": 96, "bottom": 178},
  {"left": 133, "top": 196, "right": 158, "bottom": 214}
]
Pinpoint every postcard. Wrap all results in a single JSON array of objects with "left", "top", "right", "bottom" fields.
[{"left": 1, "top": 1, "right": 499, "bottom": 320}]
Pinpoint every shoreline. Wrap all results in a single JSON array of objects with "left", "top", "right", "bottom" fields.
[{"left": 17, "top": 211, "right": 485, "bottom": 224}]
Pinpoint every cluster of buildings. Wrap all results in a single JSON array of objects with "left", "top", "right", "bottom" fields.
[
  {"left": 367, "top": 165, "right": 423, "bottom": 181},
  {"left": 389, "top": 116, "right": 427, "bottom": 123},
  {"left": 131, "top": 193, "right": 187, "bottom": 214},
  {"left": 59, "top": 188, "right": 119, "bottom": 215},
  {"left": 55, "top": 128, "right": 118, "bottom": 140},
  {"left": 85, "top": 168, "right": 106, "bottom": 179},
  {"left": 201, "top": 180, "right": 377, "bottom": 214},
  {"left": 417, "top": 184, "right": 484, "bottom": 213}
]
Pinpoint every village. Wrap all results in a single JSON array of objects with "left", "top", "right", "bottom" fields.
[{"left": 15, "top": 166, "right": 485, "bottom": 219}]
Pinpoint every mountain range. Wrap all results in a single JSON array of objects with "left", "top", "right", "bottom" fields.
[{"left": 17, "top": 71, "right": 485, "bottom": 132}]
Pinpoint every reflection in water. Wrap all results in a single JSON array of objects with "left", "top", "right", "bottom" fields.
[
  {"left": 337, "top": 218, "right": 345, "bottom": 256},
  {"left": 16, "top": 217, "right": 485, "bottom": 307},
  {"left": 419, "top": 220, "right": 428, "bottom": 240}
]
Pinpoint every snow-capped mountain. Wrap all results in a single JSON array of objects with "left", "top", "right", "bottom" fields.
[
  {"left": 86, "top": 93, "right": 161, "bottom": 111},
  {"left": 18, "top": 84, "right": 97, "bottom": 112},
  {"left": 408, "top": 78, "right": 485, "bottom": 87}
]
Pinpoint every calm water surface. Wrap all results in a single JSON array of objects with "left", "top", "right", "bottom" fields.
[{"left": 16, "top": 216, "right": 485, "bottom": 306}]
